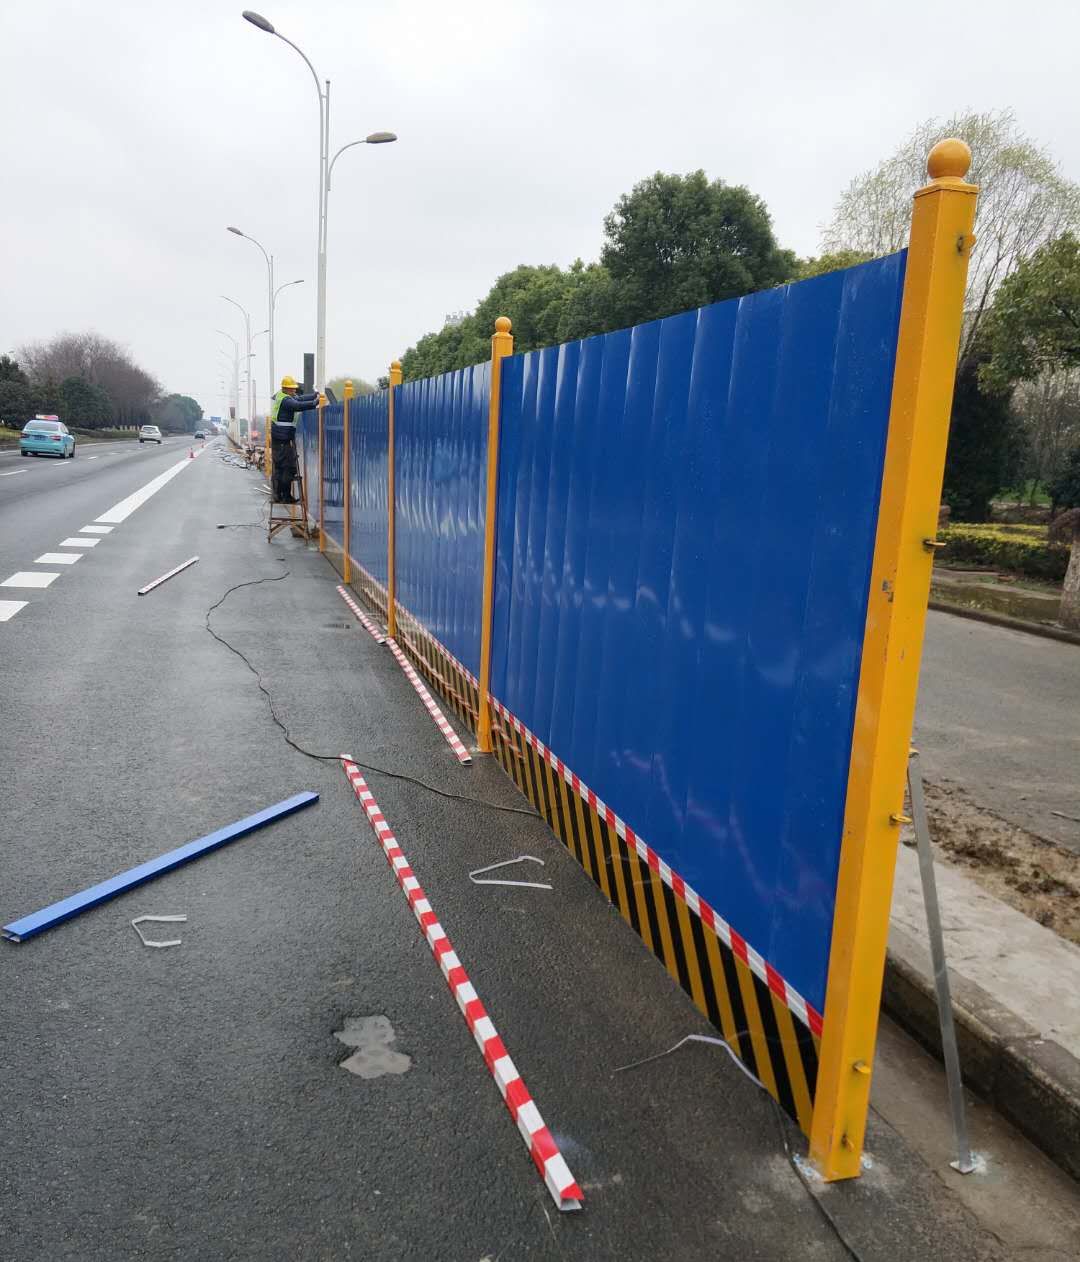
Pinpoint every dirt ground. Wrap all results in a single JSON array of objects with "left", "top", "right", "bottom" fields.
[{"left": 913, "top": 779, "right": 1080, "bottom": 946}]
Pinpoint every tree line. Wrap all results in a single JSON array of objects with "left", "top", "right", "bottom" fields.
[
  {"left": 0, "top": 332, "right": 203, "bottom": 434},
  {"left": 397, "top": 108, "right": 1080, "bottom": 527}
]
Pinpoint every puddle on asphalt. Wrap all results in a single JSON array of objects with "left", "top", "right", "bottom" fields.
[{"left": 334, "top": 1015, "right": 411, "bottom": 1079}]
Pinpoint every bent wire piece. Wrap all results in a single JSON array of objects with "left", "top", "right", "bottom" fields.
[
  {"left": 468, "top": 855, "right": 552, "bottom": 890},
  {"left": 131, "top": 915, "right": 187, "bottom": 949}
]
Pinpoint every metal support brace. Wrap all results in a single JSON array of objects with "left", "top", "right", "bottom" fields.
[{"left": 907, "top": 748, "right": 976, "bottom": 1174}]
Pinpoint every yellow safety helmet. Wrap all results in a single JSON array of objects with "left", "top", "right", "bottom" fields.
[{"left": 280, "top": 375, "right": 299, "bottom": 391}]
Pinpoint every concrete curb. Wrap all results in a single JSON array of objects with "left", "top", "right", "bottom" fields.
[
  {"left": 928, "top": 599, "right": 1080, "bottom": 647},
  {"left": 884, "top": 925, "right": 1080, "bottom": 1181}
]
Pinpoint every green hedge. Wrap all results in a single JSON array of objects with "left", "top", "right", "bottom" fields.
[{"left": 939, "top": 523, "right": 1068, "bottom": 582}]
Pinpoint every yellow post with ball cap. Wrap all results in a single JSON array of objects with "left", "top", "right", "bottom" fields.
[
  {"left": 809, "top": 140, "right": 978, "bottom": 1180},
  {"left": 476, "top": 316, "right": 514, "bottom": 753},
  {"left": 387, "top": 360, "right": 403, "bottom": 638},
  {"left": 317, "top": 393, "right": 326, "bottom": 553},
  {"left": 343, "top": 379, "right": 353, "bottom": 584}
]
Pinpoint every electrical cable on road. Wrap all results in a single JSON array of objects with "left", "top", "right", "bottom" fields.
[
  {"left": 204, "top": 573, "right": 539, "bottom": 820},
  {"left": 203, "top": 568, "right": 860, "bottom": 1253}
]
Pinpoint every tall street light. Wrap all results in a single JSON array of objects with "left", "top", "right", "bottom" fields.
[
  {"left": 242, "top": 10, "right": 397, "bottom": 391},
  {"left": 216, "top": 330, "right": 240, "bottom": 418},
  {"left": 227, "top": 227, "right": 275, "bottom": 407},
  {"left": 273, "top": 278, "right": 304, "bottom": 385},
  {"left": 220, "top": 296, "right": 254, "bottom": 427}
]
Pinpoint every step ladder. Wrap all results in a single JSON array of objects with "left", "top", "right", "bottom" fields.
[{"left": 268, "top": 467, "right": 313, "bottom": 543}]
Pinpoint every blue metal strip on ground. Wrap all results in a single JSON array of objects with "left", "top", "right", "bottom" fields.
[{"left": 2, "top": 792, "right": 319, "bottom": 943}]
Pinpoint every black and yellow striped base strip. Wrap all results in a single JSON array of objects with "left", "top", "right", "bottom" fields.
[
  {"left": 343, "top": 579, "right": 480, "bottom": 733},
  {"left": 336, "top": 575, "right": 818, "bottom": 1132},
  {"left": 488, "top": 701, "right": 821, "bottom": 1137},
  {"left": 343, "top": 557, "right": 389, "bottom": 621}
]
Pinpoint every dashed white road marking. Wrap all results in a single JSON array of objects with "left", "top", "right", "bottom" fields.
[
  {"left": 86, "top": 455, "right": 100, "bottom": 460},
  {"left": 96, "top": 456, "right": 197, "bottom": 524},
  {"left": 59, "top": 537, "right": 99, "bottom": 548},
  {"left": 36, "top": 553, "right": 82, "bottom": 565},
  {"left": 80, "top": 525, "right": 113, "bottom": 534},
  {"left": 0, "top": 469, "right": 28, "bottom": 477},
  {"left": 1, "top": 571, "right": 61, "bottom": 589},
  {"left": 0, "top": 600, "right": 28, "bottom": 621}
]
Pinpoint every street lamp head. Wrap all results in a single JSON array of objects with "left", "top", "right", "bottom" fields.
[
  {"left": 242, "top": 10, "right": 275, "bottom": 33},
  {"left": 227, "top": 226, "right": 245, "bottom": 236},
  {"left": 365, "top": 131, "right": 397, "bottom": 144}
]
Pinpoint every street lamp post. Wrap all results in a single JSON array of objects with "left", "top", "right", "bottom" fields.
[
  {"left": 227, "top": 227, "right": 274, "bottom": 409},
  {"left": 242, "top": 10, "right": 396, "bottom": 391},
  {"left": 216, "top": 330, "right": 241, "bottom": 418},
  {"left": 221, "top": 296, "right": 254, "bottom": 431},
  {"left": 272, "top": 278, "right": 304, "bottom": 386}
]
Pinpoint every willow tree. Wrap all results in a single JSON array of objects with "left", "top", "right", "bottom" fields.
[{"left": 823, "top": 110, "right": 1080, "bottom": 364}]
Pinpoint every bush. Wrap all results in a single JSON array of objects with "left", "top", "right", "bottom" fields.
[
  {"left": 985, "top": 523, "right": 1048, "bottom": 538},
  {"left": 940, "top": 522, "right": 1069, "bottom": 581}
]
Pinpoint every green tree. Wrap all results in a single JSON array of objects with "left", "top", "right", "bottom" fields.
[
  {"left": 58, "top": 375, "right": 112, "bottom": 429},
  {"left": 942, "top": 358, "right": 1024, "bottom": 521},
  {"left": 153, "top": 393, "right": 203, "bottom": 433},
  {"left": 1010, "top": 370, "right": 1080, "bottom": 503},
  {"left": 601, "top": 171, "right": 796, "bottom": 327},
  {"left": 1049, "top": 446, "right": 1080, "bottom": 512},
  {"left": 398, "top": 170, "right": 796, "bottom": 382},
  {"left": 0, "top": 355, "right": 35, "bottom": 429},
  {"left": 980, "top": 234, "right": 1080, "bottom": 392},
  {"left": 326, "top": 376, "right": 376, "bottom": 400},
  {"left": 795, "top": 250, "right": 872, "bottom": 280}
]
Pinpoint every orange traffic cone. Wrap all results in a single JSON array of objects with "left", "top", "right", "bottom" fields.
[{"left": 188, "top": 447, "right": 194, "bottom": 459}]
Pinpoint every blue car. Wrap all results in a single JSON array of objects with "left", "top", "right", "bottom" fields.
[{"left": 20, "top": 418, "right": 75, "bottom": 458}]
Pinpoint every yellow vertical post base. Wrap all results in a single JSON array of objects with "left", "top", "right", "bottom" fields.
[
  {"left": 476, "top": 317, "right": 514, "bottom": 754},
  {"left": 387, "top": 361, "right": 403, "bottom": 640},
  {"left": 809, "top": 139, "right": 978, "bottom": 1180}
]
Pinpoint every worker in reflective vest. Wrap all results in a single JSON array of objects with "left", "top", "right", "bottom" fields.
[{"left": 270, "top": 375, "right": 319, "bottom": 502}]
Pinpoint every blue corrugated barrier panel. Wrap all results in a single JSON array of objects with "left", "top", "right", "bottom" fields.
[
  {"left": 489, "top": 254, "right": 907, "bottom": 1013},
  {"left": 298, "top": 411, "right": 318, "bottom": 504},
  {"left": 322, "top": 401, "right": 345, "bottom": 549},
  {"left": 394, "top": 362, "right": 490, "bottom": 677},
  {"left": 349, "top": 391, "right": 390, "bottom": 589}
]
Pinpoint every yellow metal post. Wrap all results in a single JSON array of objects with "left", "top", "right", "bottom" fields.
[
  {"left": 387, "top": 360, "right": 403, "bottom": 638},
  {"left": 317, "top": 393, "right": 326, "bottom": 553},
  {"left": 476, "top": 316, "right": 514, "bottom": 753},
  {"left": 343, "top": 379, "right": 353, "bottom": 584},
  {"left": 809, "top": 140, "right": 978, "bottom": 1180}
]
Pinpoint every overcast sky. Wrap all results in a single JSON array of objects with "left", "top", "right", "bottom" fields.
[{"left": 2, "top": 0, "right": 1076, "bottom": 418}]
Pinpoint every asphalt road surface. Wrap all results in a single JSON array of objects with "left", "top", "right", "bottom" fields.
[
  {"left": 0, "top": 444, "right": 1015, "bottom": 1260},
  {"left": 917, "top": 610, "right": 1080, "bottom": 852}
]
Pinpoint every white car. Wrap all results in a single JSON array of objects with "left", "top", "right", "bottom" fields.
[{"left": 139, "top": 425, "right": 163, "bottom": 444}]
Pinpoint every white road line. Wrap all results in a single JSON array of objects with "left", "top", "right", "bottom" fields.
[
  {"left": 1, "top": 571, "right": 61, "bottom": 589},
  {"left": 95, "top": 456, "right": 195, "bottom": 524},
  {"left": 36, "top": 553, "right": 82, "bottom": 565},
  {"left": 86, "top": 456, "right": 99, "bottom": 460},
  {"left": 0, "top": 600, "right": 28, "bottom": 621},
  {"left": 59, "top": 537, "right": 99, "bottom": 548},
  {"left": 80, "top": 525, "right": 113, "bottom": 534},
  {"left": 0, "top": 469, "right": 28, "bottom": 477}
]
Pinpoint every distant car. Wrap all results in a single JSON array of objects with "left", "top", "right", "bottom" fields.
[
  {"left": 139, "top": 425, "right": 163, "bottom": 444},
  {"left": 20, "top": 419, "right": 75, "bottom": 458},
  {"left": 193, "top": 429, "right": 206, "bottom": 440}
]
